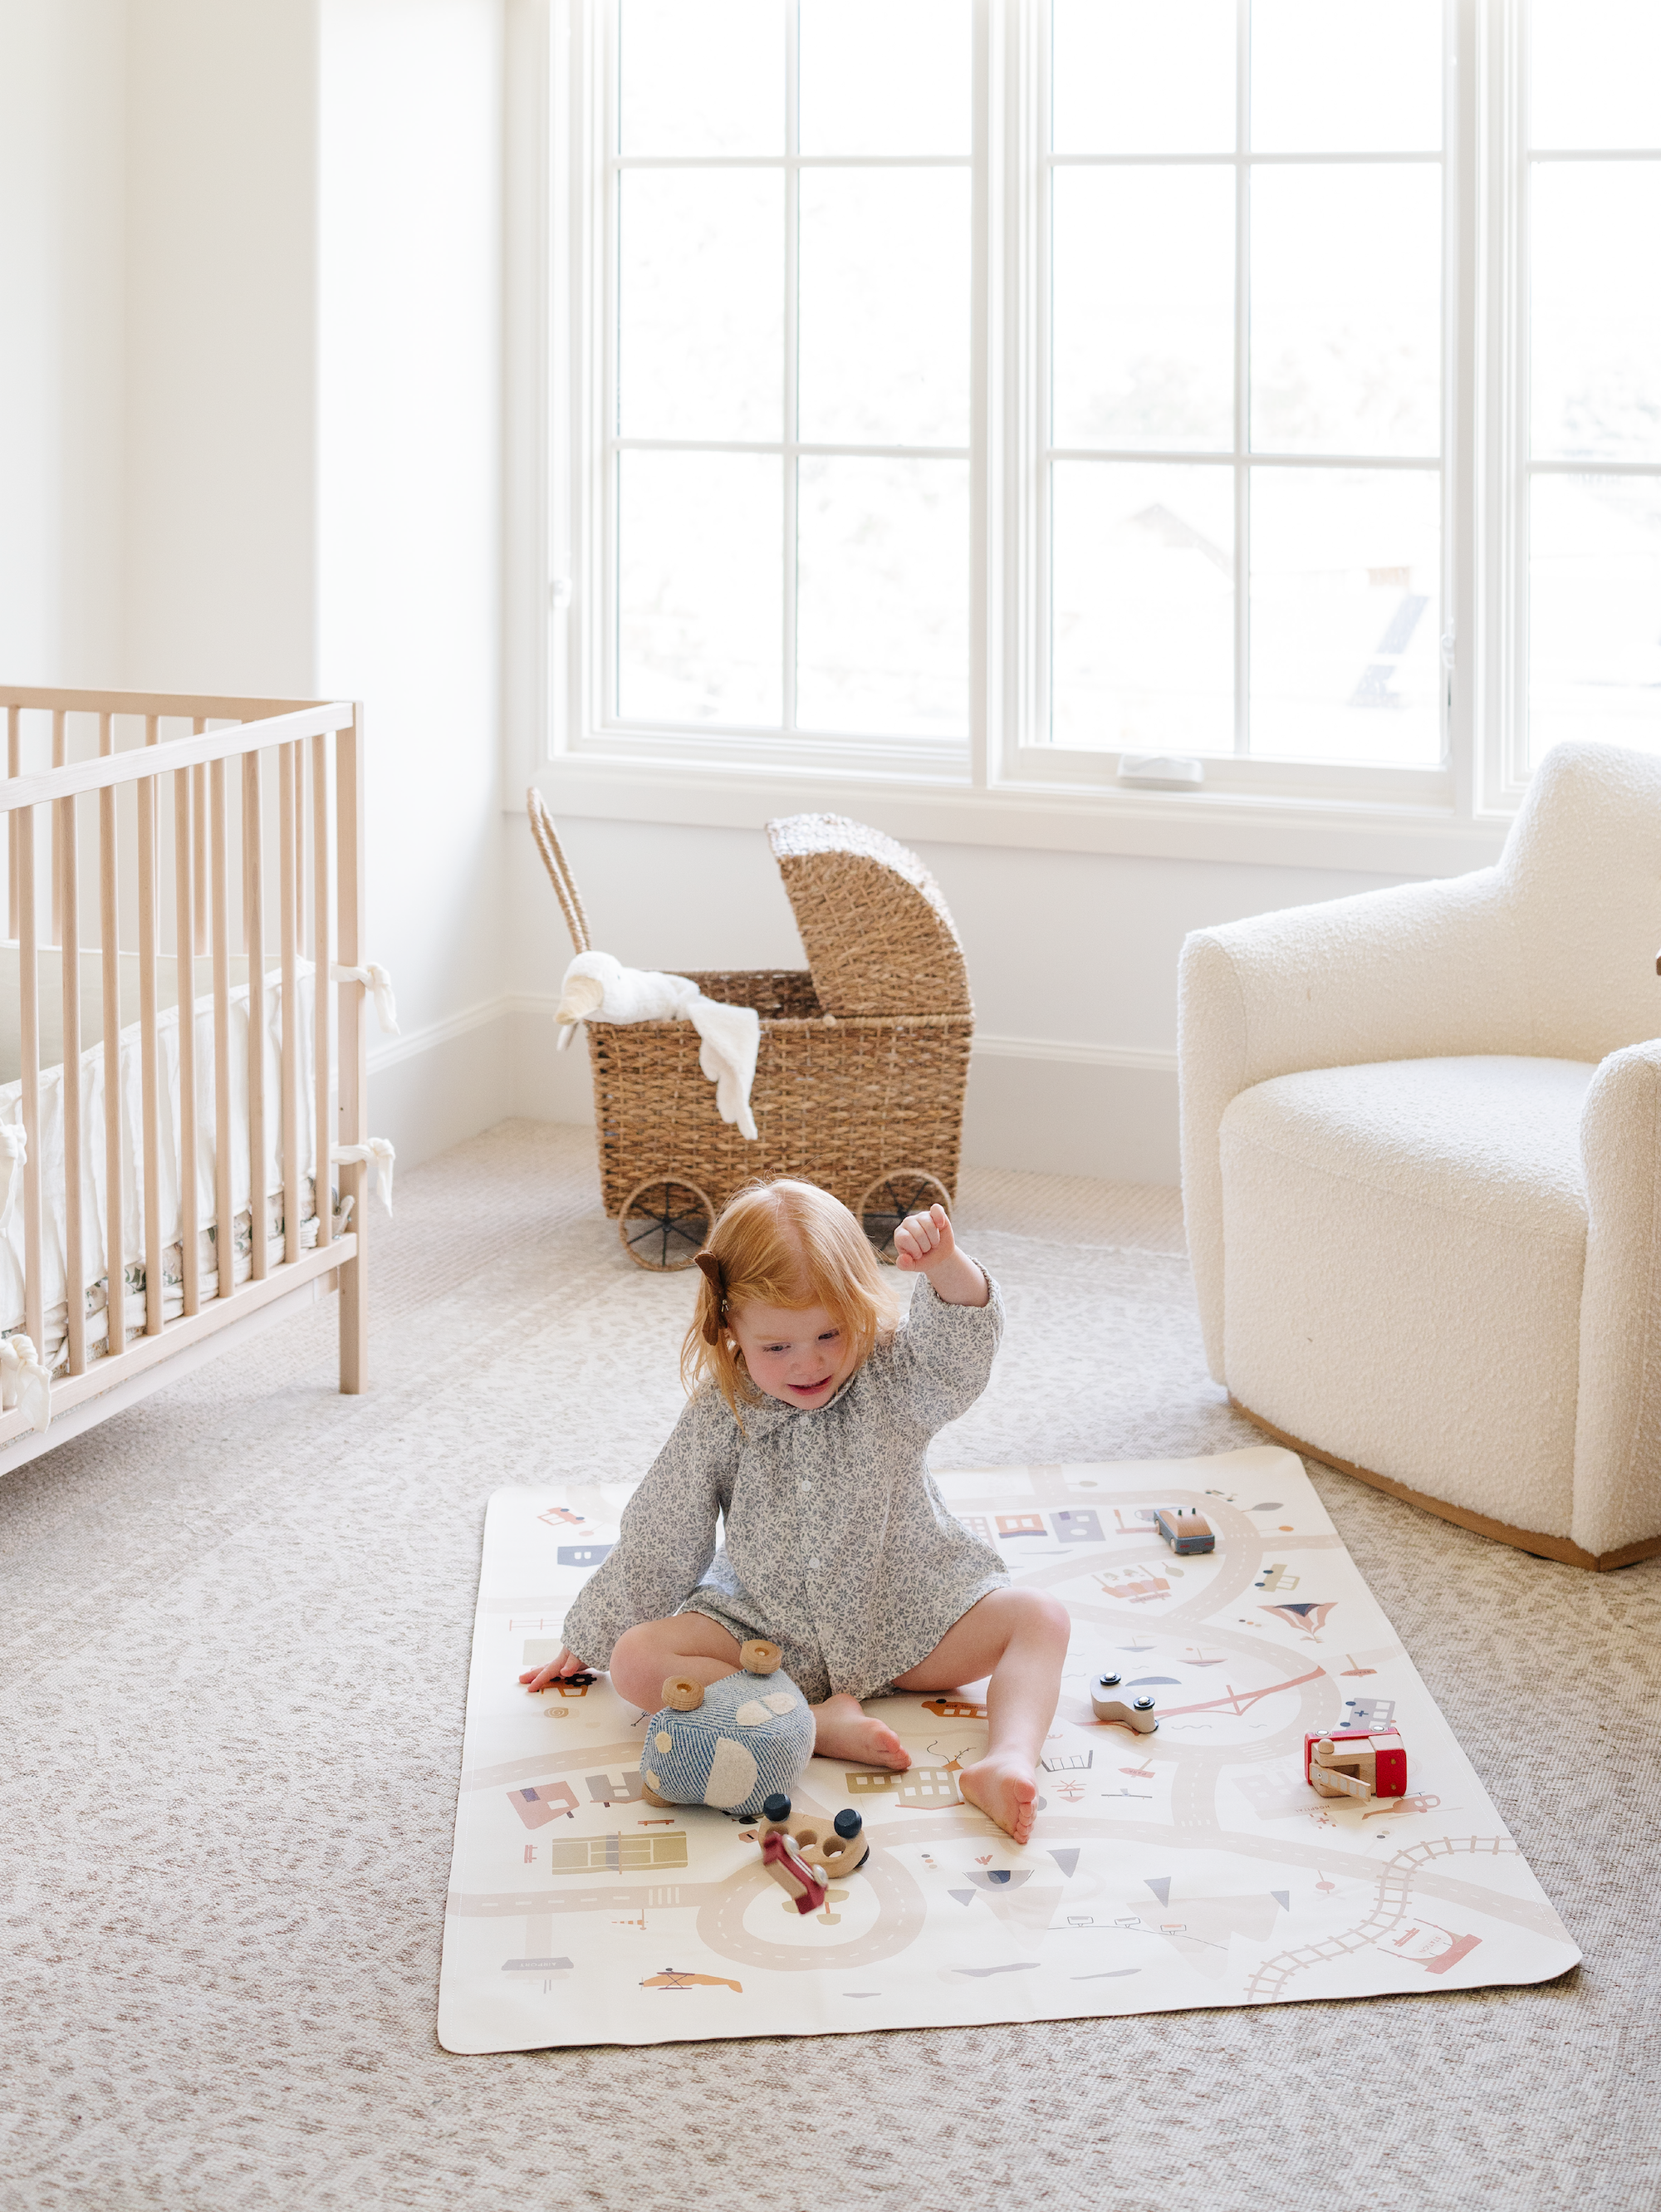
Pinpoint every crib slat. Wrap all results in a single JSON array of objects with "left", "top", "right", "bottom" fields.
[
  {"left": 6, "top": 705, "right": 18, "bottom": 942},
  {"left": 98, "top": 717, "right": 123, "bottom": 1359},
  {"left": 192, "top": 739, "right": 208, "bottom": 957},
  {"left": 210, "top": 757, "right": 233, "bottom": 1302},
  {"left": 17, "top": 802, "right": 43, "bottom": 1358},
  {"left": 311, "top": 731, "right": 332, "bottom": 1258},
  {"left": 60, "top": 792, "right": 85, "bottom": 1376},
  {"left": 174, "top": 768, "right": 199, "bottom": 1318},
  {"left": 278, "top": 742, "right": 301, "bottom": 1269},
  {"left": 300, "top": 738, "right": 314, "bottom": 964},
  {"left": 243, "top": 751, "right": 267, "bottom": 1282},
  {"left": 336, "top": 709, "right": 366, "bottom": 1393},
  {"left": 50, "top": 709, "right": 66, "bottom": 945},
  {"left": 138, "top": 772, "right": 163, "bottom": 1334}
]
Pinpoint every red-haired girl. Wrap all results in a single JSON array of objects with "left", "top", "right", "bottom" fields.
[{"left": 522, "top": 1180, "right": 1069, "bottom": 1843}]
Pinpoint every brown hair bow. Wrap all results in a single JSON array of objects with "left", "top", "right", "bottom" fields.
[{"left": 694, "top": 1251, "right": 726, "bottom": 1344}]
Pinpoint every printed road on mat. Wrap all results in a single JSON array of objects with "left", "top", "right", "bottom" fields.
[{"left": 438, "top": 1445, "right": 1580, "bottom": 2051}]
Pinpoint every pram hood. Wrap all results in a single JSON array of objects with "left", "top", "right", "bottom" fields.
[{"left": 766, "top": 813, "right": 973, "bottom": 1021}]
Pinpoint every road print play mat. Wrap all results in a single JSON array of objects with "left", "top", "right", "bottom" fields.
[{"left": 439, "top": 1447, "right": 1579, "bottom": 2052}]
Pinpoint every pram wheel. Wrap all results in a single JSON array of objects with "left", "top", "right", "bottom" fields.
[
  {"left": 618, "top": 1175, "right": 714, "bottom": 1271},
  {"left": 858, "top": 1170, "right": 952, "bottom": 1264}
]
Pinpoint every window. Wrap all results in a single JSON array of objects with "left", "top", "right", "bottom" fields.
[
  {"left": 596, "top": 0, "right": 974, "bottom": 770},
  {"left": 1045, "top": 0, "right": 1443, "bottom": 771},
  {"left": 1523, "top": 0, "right": 1661, "bottom": 767},
  {"left": 549, "top": 0, "right": 1661, "bottom": 817}
]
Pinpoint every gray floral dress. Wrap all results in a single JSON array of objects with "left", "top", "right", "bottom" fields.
[{"left": 561, "top": 1275, "right": 1009, "bottom": 1704}]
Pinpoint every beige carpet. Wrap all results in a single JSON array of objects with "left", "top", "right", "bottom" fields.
[{"left": 0, "top": 1121, "right": 1656, "bottom": 2210}]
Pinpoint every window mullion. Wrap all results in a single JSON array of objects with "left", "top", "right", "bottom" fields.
[
  {"left": 599, "top": 0, "right": 620, "bottom": 735},
  {"left": 1477, "top": 0, "right": 1527, "bottom": 805},
  {"left": 970, "top": 0, "right": 994, "bottom": 787},
  {"left": 1446, "top": 0, "right": 1477, "bottom": 813},
  {"left": 782, "top": 2, "right": 800, "bottom": 738},
  {"left": 1028, "top": 0, "right": 1051, "bottom": 764},
  {"left": 1233, "top": 0, "right": 1251, "bottom": 757}
]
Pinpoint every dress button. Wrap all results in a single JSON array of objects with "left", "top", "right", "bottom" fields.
[
  {"left": 800, "top": 1481, "right": 812, "bottom": 1494},
  {"left": 809, "top": 1557, "right": 821, "bottom": 1571}
]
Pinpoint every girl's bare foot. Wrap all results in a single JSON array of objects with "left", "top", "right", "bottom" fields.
[
  {"left": 811, "top": 1692, "right": 911, "bottom": 1770},
  {"left": 957, "top": 1752, "right": 1040, "bottom": 1844}
]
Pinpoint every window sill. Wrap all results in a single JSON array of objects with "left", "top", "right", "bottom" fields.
[{"left": 526, "top": 747, "right": 1513, "bottom": 876}]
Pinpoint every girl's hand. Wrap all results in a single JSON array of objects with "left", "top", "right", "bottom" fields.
[
  {"left": 894, "top": 1203, "right": 955, "bottom": 1273},
  {"left": 894, "top": 1203, "right": 990, "bottom": 1308},
  {"left": 520, "top": 1647, "right": 592, "bottom": 1692}
]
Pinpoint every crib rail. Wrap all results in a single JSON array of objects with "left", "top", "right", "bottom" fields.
[{"left": 0, "top": 687, "right": 370, "bottom": 1451}]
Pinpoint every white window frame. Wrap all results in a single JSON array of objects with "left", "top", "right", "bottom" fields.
[{"left": 512, "top": 0, "right": 1579, "bottom": 874}]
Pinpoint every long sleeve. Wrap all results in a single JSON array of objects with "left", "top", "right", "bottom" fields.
[
  {"left": 558, "top": 1388, "right": 738, "bottom": 1669},
  {"left": 879, "top": 1269, "right": 1005, "bottom": 1436}
]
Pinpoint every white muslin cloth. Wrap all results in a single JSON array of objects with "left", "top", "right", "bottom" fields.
[
  {"left": 556, "top": 951, "right": 761, "bottom": 1141},
  {"left": 0, "top": 1331, "right": 50, "bottom": 1432}
]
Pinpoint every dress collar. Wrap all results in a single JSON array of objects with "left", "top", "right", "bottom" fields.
[{"left": 739, "top": 1363, "right": 862, "bottom": 1435}]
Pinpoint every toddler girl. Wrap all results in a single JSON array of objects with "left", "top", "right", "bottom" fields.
[{"left": 521, "top": 1179, "right": 1069, "bottom": 1844}]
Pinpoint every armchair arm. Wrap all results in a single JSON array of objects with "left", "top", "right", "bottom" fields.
[
  {"left": 1573, "top": 1037, "right": 1661, "bottom": 1559},
  {"left": 1178, "top": 868, "right": 1526, "bottom": 1376}
]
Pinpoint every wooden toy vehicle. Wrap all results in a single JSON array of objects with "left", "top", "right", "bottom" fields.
[
  {"left": 529, "top": 798, "right": 974, "bottom": 1269},
  {"left": 1091, "top": 1673, "right": 1159, "bottom": 1733},
  {"left": 1304, "top": 1728, "right": 1408, "bottom": 1802},
  {"left": 757, "top": 1793, "right": 870, "bottom": 1915},
  {"left": 1154, "top": 1507, "right": 1214, "bottom": 1555}
]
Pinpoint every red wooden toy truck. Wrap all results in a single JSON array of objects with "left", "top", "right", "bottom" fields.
[{"left": 1304, "top": 1727, "right": 1407, "bottom": 1802}]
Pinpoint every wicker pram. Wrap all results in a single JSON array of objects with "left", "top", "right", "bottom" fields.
[{"left": 528, "top": 794, "right": 974, "bottom": 1268}]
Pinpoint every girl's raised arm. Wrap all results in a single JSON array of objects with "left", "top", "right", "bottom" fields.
[
  {"left": 554, "top": 1391, "right": 737, "bottom": 1674},
  {"left": 884, "top": 1241, "right": 1006, "bottom": 1436}
]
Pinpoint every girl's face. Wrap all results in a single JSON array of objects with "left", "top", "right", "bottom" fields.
[{"left": 727, "top": 1299, "right": 857, "bottom": 1410}]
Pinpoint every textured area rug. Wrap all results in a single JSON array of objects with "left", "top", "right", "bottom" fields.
[
  {"left": 0, "top": 1124, "right": 1654, "bottom": 2212},
  {"left": 441, "top": 1449, "right": 1577, "bottom": 2051}
]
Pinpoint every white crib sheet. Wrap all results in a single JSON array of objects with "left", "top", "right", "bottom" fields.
[{"left": 0, "top": 953, "right": 321, "bottom": 1366}]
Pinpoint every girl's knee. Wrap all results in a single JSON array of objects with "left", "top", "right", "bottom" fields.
[
  {"left": 1010, "top": 1588, "right": 1071, "bottom": 1647},
  {"left": 609, "top": 1620, "right": 677, "bottom": 1701}
]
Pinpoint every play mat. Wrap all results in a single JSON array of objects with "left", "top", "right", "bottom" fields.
[{"left": 439, "top": 1446, "right": 1580, "bottom": 2051}]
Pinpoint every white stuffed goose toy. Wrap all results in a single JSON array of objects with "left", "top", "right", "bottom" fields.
[{"left": 555, "top": 951, "right": 761, "bottom": 1141}]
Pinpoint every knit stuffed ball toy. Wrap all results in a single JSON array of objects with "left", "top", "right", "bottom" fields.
[{"left": 639, "top": 1640, "right": 815, "bottom": 1819}]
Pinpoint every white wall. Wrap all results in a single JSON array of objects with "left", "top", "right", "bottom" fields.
[
  {"left": 502, "top": 817, "right": 1412, "bottom": 1184},
  {"left": 318, "top": 0, "right": 508, "bottom": 1165},
  {"left": 0, "top": 0, "right": 128, "bottom": 686},
  {"left": 122, "top": 0, "right": 320, "bottom": 694}
]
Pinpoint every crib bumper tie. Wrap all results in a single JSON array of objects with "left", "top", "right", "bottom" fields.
[
  {"left": 1, "top": 1333, "right": 51, "bottom": 1434},
  {"left": 333, "top": 1138, "right": 396, "bottom": 1216},
  {"left": 333, "top": 963, "right": 399, "bottom": 1035}
]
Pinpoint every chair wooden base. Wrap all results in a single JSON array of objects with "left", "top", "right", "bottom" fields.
[{"left": 1229, "top": 1396, "right": 1661, "bottom": 1572}]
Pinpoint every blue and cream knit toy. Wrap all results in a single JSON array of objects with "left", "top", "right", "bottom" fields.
[{"left": 639, "top": 1639, "right": 815, "bottom": 1819}]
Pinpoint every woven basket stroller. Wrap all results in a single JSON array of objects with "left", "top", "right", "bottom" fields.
[{"left": 527, "top": 793, "right": 975, "bottom": 1269}]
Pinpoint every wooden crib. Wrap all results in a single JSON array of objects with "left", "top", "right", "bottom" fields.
[{"left": 0, "top": 684, "right": 376, "bottom": 1481}]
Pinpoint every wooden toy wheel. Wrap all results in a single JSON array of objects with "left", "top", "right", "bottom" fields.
[
  {"left": 857, "top": 1170, "right": 953, "bottom": 1265},
  {"left": 618, "top": 1175, "right": 714, "bottom": 1271}
]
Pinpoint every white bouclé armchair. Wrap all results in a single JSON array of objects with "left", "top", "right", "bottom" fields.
[{"left": 1178, "top": 738, "right": 1661, "bottom": 1570}]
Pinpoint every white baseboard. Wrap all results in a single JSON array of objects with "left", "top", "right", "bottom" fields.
[
  {"left": 971, "top": 1032, "right": 1178, "bottom": 1076},
  {"left": 365, "top": 993, "right": 509, "bottom": 1075},
  {"left": 366, "top": 993, "right": 1180, "bottom": 1183}
]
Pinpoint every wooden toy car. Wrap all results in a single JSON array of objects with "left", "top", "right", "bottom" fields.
[
  {"left": 1154, "top": 1507, "right": 1214, "bottom": 1555},
  {"left": 1090, "top": 1673, "right": 1159, "bottom": 1733},
  {"left": 1305, "top": 1728, "right": 1407, "bottom": 1802},
  {"left": 757, "top": 1793, "right": 870, "bottom": 1914}
]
